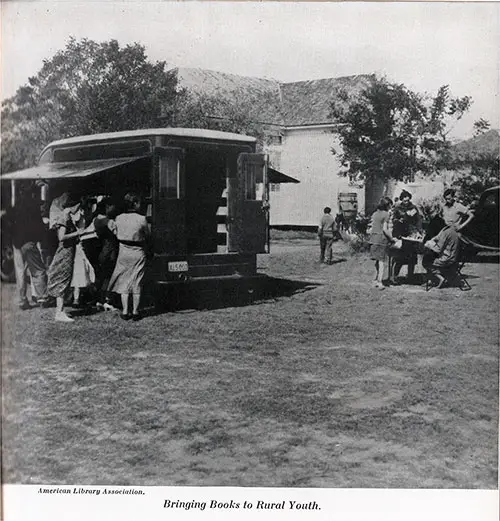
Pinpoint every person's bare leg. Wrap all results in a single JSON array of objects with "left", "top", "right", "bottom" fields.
[
  {"left": 377, "top": 261, "right": 385, "bottom": 283},
  {"left": 55, "top": 296, "right": 74, "bottom": 322},
  {"left": 132, "top": 293, "right": 141, "bottom": 315},
  {"left": 121, "top": 294, "right": 129, "bottom": 315},
  {"left": 435, "top": 273, "right": 446, "bottom": 288},
  {"left": 391, "top": 262, "right": 401, "bottom": 284},
  {"left": 376, "top": 261, "right": 385, "bottom": 289}
]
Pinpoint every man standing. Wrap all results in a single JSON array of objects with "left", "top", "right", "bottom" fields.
[
  {"left": 442, "top": 188, "right": 474, "bottom": 230},
  {"left": 7, "top": 185, "right": 49, "bottom": 310},
  {"left": 318, "top": 207, "right": 336, "bottom": 264}
]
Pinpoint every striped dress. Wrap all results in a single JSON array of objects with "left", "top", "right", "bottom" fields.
[{"left": 47, "top": 211, "right": 77, "bottom": 298}]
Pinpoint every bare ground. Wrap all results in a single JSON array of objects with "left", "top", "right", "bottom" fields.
[{"left": 1, "top": 236, "right": 498, "bottom": 487}]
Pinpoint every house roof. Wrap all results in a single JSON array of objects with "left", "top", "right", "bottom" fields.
[
  {"left": 280, "top": 75, "right": 374, "bottom": 126},
  {"left": 175, "top": 67, "right": 374, "bottom": 127},
  {"left": 175, "top": 68, "right": 283, "bottom": 124}
]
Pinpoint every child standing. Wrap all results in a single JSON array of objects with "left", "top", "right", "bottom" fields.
[{"left": 368, "top": 197, "right": 394, "bottom": 290}]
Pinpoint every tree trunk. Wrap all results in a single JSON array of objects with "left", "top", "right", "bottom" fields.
[
  {"left": 364, "top": 175, "right": 386, "bottom": 215},
  {"left": 385, "top": 178, "right": 399, "bottom": 200}
]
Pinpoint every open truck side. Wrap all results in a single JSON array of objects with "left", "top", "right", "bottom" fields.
[{"left": 1, "top": 128, "right": 299, "bottom": 292}]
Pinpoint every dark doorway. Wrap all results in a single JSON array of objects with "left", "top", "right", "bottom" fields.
[{"left": 185, "top": 148, "right": 227, "bottom": 254}]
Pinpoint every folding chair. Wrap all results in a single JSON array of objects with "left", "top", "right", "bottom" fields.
[
  {"left": 443, "top": 260, "right": 471, "bottom": 291},
  {"left": 425, "top": 258, "right": 471, "bottom": 291},
  {"left": 454, "top": 238, "right": 473, "bottom": 291}
]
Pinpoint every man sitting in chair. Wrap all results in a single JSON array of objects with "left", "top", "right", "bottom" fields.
[{"left": 423, "top": 225, "right": 461, "bottom": 288}]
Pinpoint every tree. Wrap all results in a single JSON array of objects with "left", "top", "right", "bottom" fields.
[
  {"left": 1, "top": 38, "right": 178, "bottom": 173},
  {"left": 329, "top": 76, "right": 472, "bottom": 206},
  {"left": 174, "top": 91, "right": 268, "bottom": 149}
]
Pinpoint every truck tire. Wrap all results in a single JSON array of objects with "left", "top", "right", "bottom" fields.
[{"left": 1, "top": 242, "right": 15, "bottom": 282}]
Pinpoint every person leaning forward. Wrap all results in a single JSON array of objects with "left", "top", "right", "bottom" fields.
[
  {"left": 423, "top": 225, "right": 461, "bottom": 288},
  {"left": 318, "top": 207, "right": 337, "bottom": 264}
]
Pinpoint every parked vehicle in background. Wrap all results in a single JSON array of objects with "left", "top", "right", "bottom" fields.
[
  {"left": 460, "top": 185, "right": 499, "bottom": 253},
  {"left": 1, "top": 209, "right": 15, "bottom": 282}
]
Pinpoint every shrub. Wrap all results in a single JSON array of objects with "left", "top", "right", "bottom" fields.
[
  {"left": 415, "top": 195, "right": 443, "bottom": 222},
  {"left": 346, "top": 233, "right": 370, "bottom": 254}
]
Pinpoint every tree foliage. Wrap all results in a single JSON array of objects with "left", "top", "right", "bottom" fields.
[
  {"left": 473, "top": 118, "right": 491, "bottom": 137},
  {"left": 1, "top": 38, "right": 178, "bottom": 173},
  {"left": 330, "top": 76, "right": 472, "bottom": 184},
  {"left": 446, "top": 128, "right": 499, "bottom": 203},
  {"left": 174, "top": 92, "right": 268, "bottom": 148}
]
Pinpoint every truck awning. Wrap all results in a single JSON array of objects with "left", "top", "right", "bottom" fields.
[
  {"left": 268, "top": 167, "right": 300, "bottom": 184},
  {"left": 1, "top": 156, "right": 148, "bottom": 181}
]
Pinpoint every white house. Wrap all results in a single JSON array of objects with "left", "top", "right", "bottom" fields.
[{"left": 175, "top": 68, "right": 373, "bottom": 227}]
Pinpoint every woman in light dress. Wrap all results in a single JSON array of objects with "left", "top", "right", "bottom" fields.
[
  {"left": 108, "top": 193, "right": 149, "bottom": 321},
  {"left": 70, "top": 202, "right": 95, "bottom": 307}
]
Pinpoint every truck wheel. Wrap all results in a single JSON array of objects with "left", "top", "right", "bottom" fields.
[{"left": 1, "top": 242, "right": 15, "bottom": 282}]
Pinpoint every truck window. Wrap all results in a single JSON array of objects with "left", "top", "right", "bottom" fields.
[
  {"left": 52, "top": 140, "right": 152, "bottom": 162},
  {"left": 244, "top": 163, "right": 264, "bottom": 201},
  {"left": 159, "top": 155, "right": 180, "bottom": 199},
  {"left": 482, "top": 192, "right": 498, "bottom": 209}
]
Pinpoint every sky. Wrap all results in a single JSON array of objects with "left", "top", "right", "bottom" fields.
[{"left": 2, "top": 1, "right": 499, "bottom": 141}]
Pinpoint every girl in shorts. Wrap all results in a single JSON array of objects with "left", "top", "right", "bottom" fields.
[{"left": 368, "top": 197, "right": 394, "bottom": 290}]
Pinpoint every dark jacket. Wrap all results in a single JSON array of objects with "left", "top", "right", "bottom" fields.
[{"left": 7, "top": 199, "right": 46, "bottom": 248}]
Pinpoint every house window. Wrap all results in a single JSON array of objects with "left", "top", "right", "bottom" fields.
[
  {"left": 159, "top": 156, "right": 180, "bottom": 198},
  {"left": 270, "top": 183, "right": 281, "bottom": 192},
  {"left": 267, "top": 134, "right": 283, "bottom": 146}
]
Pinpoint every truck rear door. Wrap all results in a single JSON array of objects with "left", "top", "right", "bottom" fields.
[
  {"left": 228, "top": 153, "right": 269, "bottom": 254},
  {"left": 153, "top": 147, "right": 186, "bottom": 255}
]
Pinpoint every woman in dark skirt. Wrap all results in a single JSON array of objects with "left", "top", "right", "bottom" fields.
[
  {"left": 390, "top": 190, "right": 423, "bottom": 284},
  {"left": 93, "top": 199, "right": 119, "bottom": 310},
  {"left": 47, "top": 196, "right": 84, "bottom": 322}
]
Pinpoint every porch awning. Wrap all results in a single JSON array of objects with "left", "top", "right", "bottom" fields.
[
  {"left": 268, "top": 167, "right": 300, "bottom": 184},
  {"left": 1, "top": 156, "right": 148, "bottom": 181}
]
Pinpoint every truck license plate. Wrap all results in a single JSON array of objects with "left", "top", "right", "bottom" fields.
[{"left": 168, "top": 261, "right": 188, "bottom": 272}]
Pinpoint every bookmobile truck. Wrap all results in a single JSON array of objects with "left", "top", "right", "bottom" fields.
[{"left": 1, "top": 128, "right": 298, "bottom": 303}]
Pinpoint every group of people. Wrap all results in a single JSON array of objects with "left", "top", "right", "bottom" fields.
[
  {"left": 368, "top": 188, "right": 474, "bottom": 290},
  {"left": 9, "top": 186, "right": 150, "bottom": 322}
]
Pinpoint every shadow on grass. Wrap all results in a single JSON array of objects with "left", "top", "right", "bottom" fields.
[
  {"left": 393, "top": 271, "right": 479, "bottom": 288},
  {"left": 143, "top": 276, "right": 320, "bottom": 316},
  {"left": 67, "top": 306, "right": 105, "bottom": 318},
  {"left": 468, "top": 253, "right": 500, "bottom": 264}
]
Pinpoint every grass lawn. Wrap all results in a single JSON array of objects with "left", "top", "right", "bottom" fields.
[{"left": 2, "top": 237, "right": 498, "bottom": 487}]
